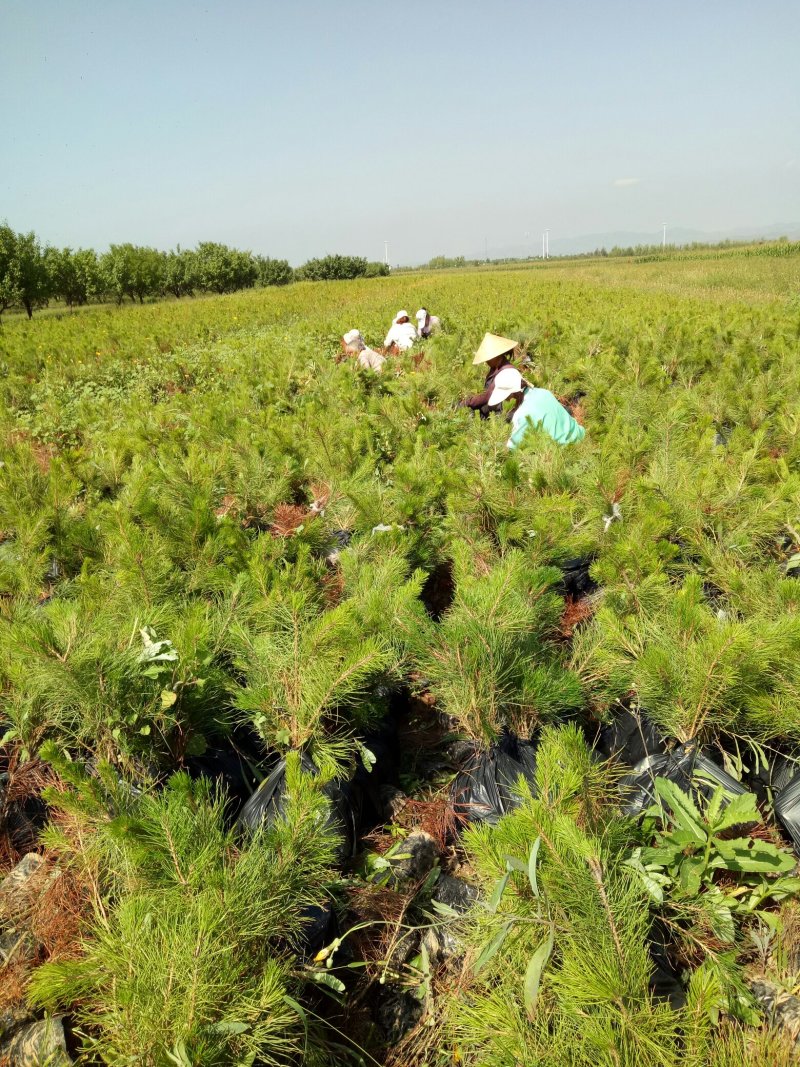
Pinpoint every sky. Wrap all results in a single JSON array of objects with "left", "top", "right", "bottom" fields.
[{"left": 2, "top": 0, "right": 799, "bottom": 264}]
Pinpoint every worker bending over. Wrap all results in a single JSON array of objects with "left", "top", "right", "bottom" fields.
[
  {"left": 488, "top": 366, "right": 585, "bottom": 448},
  {"left": 416, "top": 308, "right": 440, "bottom": 338},
  {"left": 384, "top": 310, "right": 417, "bottom": 352},
  {"left": 461, "top": 332, "right": 518, "bottom": 418},
  {"left": 342, "top": 329, "right": 386, "bottom": 372}
]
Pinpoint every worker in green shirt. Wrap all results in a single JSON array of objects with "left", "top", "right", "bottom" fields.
[{"left": 487, "top": 366, "right": 586, "bottom": 448}]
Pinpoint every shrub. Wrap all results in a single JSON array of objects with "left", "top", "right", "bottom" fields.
[
  {"left": 296, "top": 254, "right": 368, "bottom": 281},
  {"left": 256, "top": 256, "right": 294, "bottom": 287},
  {"left": 364, "top": 261, "right": 390, "bottom": 278}
]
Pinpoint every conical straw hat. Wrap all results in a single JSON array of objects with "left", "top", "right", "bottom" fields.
[{"left": 472, "top": 332, "right": 518, "bottom": 365}]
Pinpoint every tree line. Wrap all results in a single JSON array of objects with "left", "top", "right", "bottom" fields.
[{"left": 0, "top": 224, "right": 390, "bottom": 318}]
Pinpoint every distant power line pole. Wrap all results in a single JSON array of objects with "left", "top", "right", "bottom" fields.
[
  {"left": 542, "top": 232, "right": 546, "bottom": 259},
  {"left": 545, "top": 229, "right": 550, "bottom": 259},
  {"left": 484, "top": 236, "right": 489, "bottom": 261},
  {"left": 384, "top": 240, "right": 389, "bottom": 265},
  {"left": 662, "top": 223, "right": 666, "bottom": 248}
]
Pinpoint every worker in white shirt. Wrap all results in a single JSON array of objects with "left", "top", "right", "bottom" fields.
[
  {"left": 342, "top": 329, "right": 386, "bottom": 372},
  {"left": 384, "top": 310, "right": 418, "bottom": 352},
  {"left": 416, "top": 308, "right": 441, "bottom": 338}
]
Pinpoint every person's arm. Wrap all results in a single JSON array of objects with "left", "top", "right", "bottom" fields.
[
  {"left": 462, "top": 385, "right": 493, "bottom": 409},
  {"left": 383, "top": 326, "right": 395, "bottom": 348},
  {"left": 462, "top": 366, "right": 499, "bottom": 409}
]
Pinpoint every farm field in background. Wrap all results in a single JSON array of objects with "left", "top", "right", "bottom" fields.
[
  {"left": 1, "top": 254, "right": 800, "bottom": 1066},
  {"left": 518, "top": 249, "right": 800, "bottom": 303}
]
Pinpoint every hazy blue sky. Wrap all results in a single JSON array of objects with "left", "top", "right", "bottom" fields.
[{"left": 2, "top": 0, "right": 798, "bottom": 263}]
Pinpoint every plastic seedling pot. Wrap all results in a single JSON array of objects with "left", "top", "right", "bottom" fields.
[
  {"left": 775, "top": 774, "right": 800, "bottom": 853},
  {"left": 450, "top": 730, "right": 538, "bottom": 827},
  {"left": 236, "top": 752, "right": 358, "bottom": 866},
  {"left": 598, "top": 709, "right": 745, "bottom": 815},
  {"left": 596, "top": 708, "right": 665, "bottom": 768},
  {"left": 558, "top": 557, "right": 598, "bottom": 599},
  {"left": 618, "top": 740, "right": 746, "bottom": 817}
]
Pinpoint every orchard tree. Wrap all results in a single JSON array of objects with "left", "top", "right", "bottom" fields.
[
  {"left": 45, "top": 247, "right": 103, "bottom": 307},
  {"left": 101, "top": 244, "right": 164, "bottom": 304},
  {"left": 229, "top": 248, "right": 258, "bottom": 292},
  {"left": 129, "top": 246, "right": 165, "bottom": 303},
  {"left": 364, "top": 261, "right": 390, "bottom": 277},
  {"left": 73, "top": 248, "right": 104, "bottom": 304},
  {"left": 297, "top": 254, "right": 368, "bottom": 281},
  {"left": 163, "top": 249, "right": 197, "bottom": 298},
  {"left": 0, "top": 224, "right": 21, "bottom": 315},
  {"left": 194, "top": 242, "right": 257, "bottom": 294},
  {"left": 45, "top": 247, "right": 77, "bottom": 306},
  {"left": 0, "top": 227, "right": 297, "bottom": 312},
  {"left": 101, "top": 244, "right": 136, "bottom": 305},
  {"left": 5, "top": 229, "right": 51, "bottom": 318},
  {"left": 255, "top": 256, "right": 293, "bottom": 287}
]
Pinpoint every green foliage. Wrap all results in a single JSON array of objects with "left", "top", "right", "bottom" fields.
[
  {"left": 100, "top": 243, "right": 166, "bottom": 305},
  {"left": 193, "top": 241, "right": 258, "bottom": 294},
  {"left": 163, "top": 248, "right": 198, "bottom": 298},
  {"left": 297, "top": 254, "right": 369, "bottom": 281},
  {"left": 0, "top": 225, "right": 51, "bottom": 317},
  {"left": 0, "top": 222, "right": 18, "bottom": 313},
  {"left": 29, "top": 763, "right": 339, "bottom": 1065},
  {"left": 0, "top": 595, "right": 231, "bottom": 763},
  {"left": 0, "top": 225, "right": 293, "bottom": 316},
  {"left": 256, "top": 255, "right": 294, "bottom": 287},
  {"left": 572, "top": 574, "right": 800, "bottom": 742},
  {"left": 628, "top": 778, "right": 800, "bottom": 938},
  {"left": 232, "top": 588, "right": 392, "bottom": 760},
  {"left": 450, "top": 725, "right": 681, "bottom": 1067},
  {"left": 445, "top": 726, "right": 799, "bottom": 1065},
  {"left": 1, "top": 256, "right": 799, "bottom": 1064},
  {"left": 44, "top": 246, "right": 103, "bottom": 306},
  {"left": 363, "top": 260, "right": 390, "bottom": 277},
  {"left": 416, "top": 544, "right": 582, "bottom": 741},
  {"left": 426, "top": 254, "right": 467, "bottom": 269}
]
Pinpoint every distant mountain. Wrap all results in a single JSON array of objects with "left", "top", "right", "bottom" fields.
[{"left": 466, "top": 223, "right": 800, "bottom": 261}]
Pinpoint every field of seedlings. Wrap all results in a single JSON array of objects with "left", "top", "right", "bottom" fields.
[{"left": 1, "top": 253, "right": 800, "bottom": 1066}]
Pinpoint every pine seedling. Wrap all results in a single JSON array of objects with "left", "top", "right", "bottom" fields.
[
  {"left": 0, "top": 588, "right": 233, "bottom": 764},
  {"left": 29, "top": 765, "right": 340, "bottom": 1066},
  {"left": 415, "top": 544, "right": 582, "bottom": 742},
  {"left": 338, "top": 545, "right": 430, "bottom": 676},
  {"left": 449, "top": 725, "right": 680, "bottom": 1067},
  {"left": 232, "top": 588, "right": 392, "bottom": 766},
  {"left": 572, "top": 573, "right": 800, "bottom": 742}
]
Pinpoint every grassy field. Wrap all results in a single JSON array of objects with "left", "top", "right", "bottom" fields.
[
  {"left": 400, "top": 241, "right": 800, "bottom": 304},
  {"left": 1, "top": 252, "right": 800, "bottom": 1065},
  {"left": 525, "top": 251, "right": 800, "bottom": 303}
]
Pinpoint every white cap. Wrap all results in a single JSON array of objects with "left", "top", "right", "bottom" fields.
[
  {"left": 488, "top": 366, "right": 524, "bottom": 406},
  {"left": 394, "top": 310, "right": 410, "bottom": 323},
  {"left": 342, "top": 329, "right": 363, "bottom": 346},
  {"left": 415, "top": 309, "right": 427, "bottom": 322}
]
